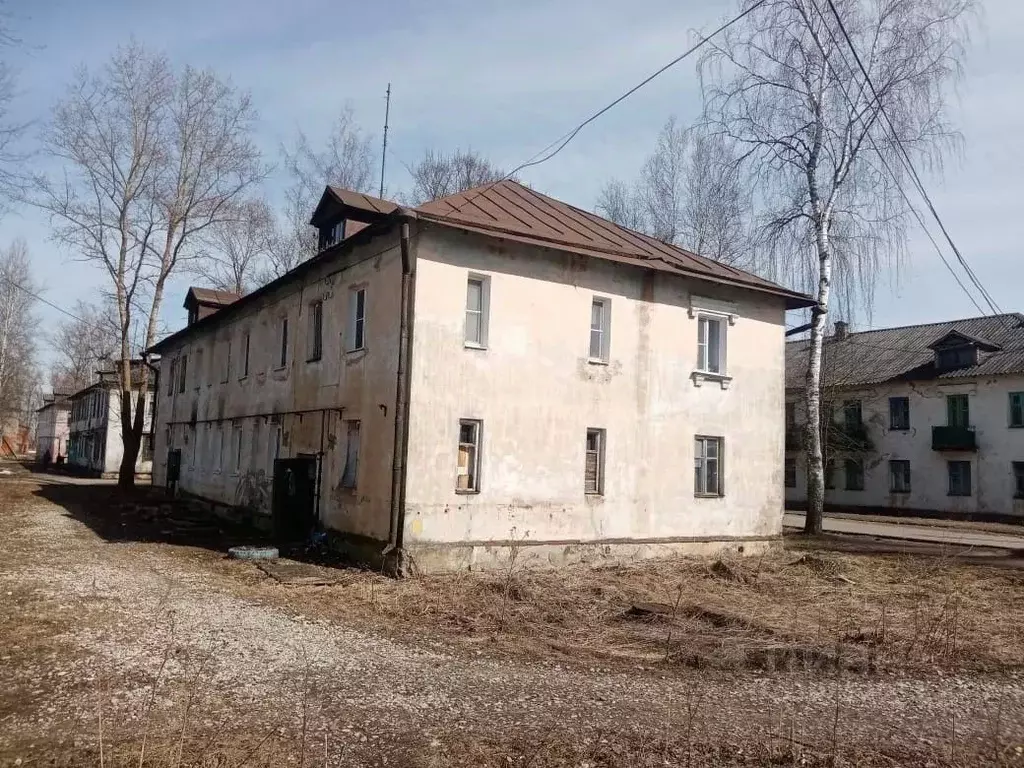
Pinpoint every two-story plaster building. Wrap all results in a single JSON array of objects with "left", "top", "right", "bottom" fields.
[
  {"left": 785, "top": 316, "right": 1024, "bottom": 518},
  {"left": 148, "top": 181, "right": 813, "bottom": 572},
  {"left": 67, "top": 367, "right": 156, "bottom": 477}
]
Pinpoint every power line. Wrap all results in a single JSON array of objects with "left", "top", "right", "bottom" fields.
[
  {"left": 820, "top": 0, "right": 1001, "bottom": 316},
  {"left": 798, "top": 0, "right": 987, "bottom": 316},
  {"left": 440, "top": 0, "right": 768, "bottom": 218}
]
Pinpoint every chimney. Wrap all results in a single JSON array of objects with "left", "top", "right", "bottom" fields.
[{"left": 834, "top": 321, "right": 849, "bottom": 341}]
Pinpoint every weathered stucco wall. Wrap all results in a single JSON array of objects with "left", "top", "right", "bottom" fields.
[
  {"left": 152, "top": 232, "right": 404, "bottom": 540},
  {"left": 785, "top": 374, "right": 1024, "bottom": 517},
  {"left": 403, "top": 227, "right": 789, "bottom": 566},
  {"left": 37, "top": 405, "right": 69, "bottom": 461}
]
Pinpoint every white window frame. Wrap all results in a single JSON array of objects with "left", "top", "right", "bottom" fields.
[
  {"left": 348, "top": 288, "right": 366, "bottom": 352},
  {"left": 696, "top": 314, "right": 726, "bottom": 375},
  {"left": 584, "top": 428, "right": 606, "bottom": 495},
  {"left": 694, "top": 436, "right": 723, "bottom": 497},
  {"left": 589, "top": 297, "right": 611, "bottom": 363},
  {"left": 464, "top": 274, "right": 490, "bottom": 349},
  {"left": 308, "top": 300, "right": 323, "bottom": 362},
  {"left": 341, "top": 420, "right": 360, "bottom": 489},
  {"left": 456, "top": 419, "right": 482, "bottom": 493}
]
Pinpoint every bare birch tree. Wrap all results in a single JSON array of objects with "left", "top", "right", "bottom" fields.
[
  {"left": 597, "top": 117, "right": 752, "bottom": 266},
  {"left": 279, "top": 105, "right": 375, "bottom": 263},
  {"left": 0, "top": 239, "right": 38, "bottom": 435},
  {"left": 406, "top": 148, "right": 509, "bottom": 205},
  {"left": 699, "top": 0, "right": 972, "bottom": 532},
  {"left": 32, "top": 43, "right": 265, "bottom": 487},
  {"left": 188, "top": 198, "right": 274, "bottom": 295}
]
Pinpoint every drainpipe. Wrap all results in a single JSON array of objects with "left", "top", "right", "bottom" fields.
[{"left": 384, "top": 215, "right": 417, "bottom": 574}]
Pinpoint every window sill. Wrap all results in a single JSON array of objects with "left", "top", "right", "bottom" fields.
[
  {"left": 587, "top": 357, "right": 609, "bottom": 366},
  {"left": 947, "top": 492, "right": 972, "bottom": 497},
  {"left": 345, "top": 347, "right": 367, "bottom": 362},
  {"left": 889, "top": 427, "right": 910, "bottom": 432},
  {"left": 455, "top": 489, "right": 480, "bottom": 495},
  {"left": 1010, "top": 424, "right": 1024, "bottom": 429},
  {"left": 306, "top": 356, "right": 322, "bottom": 364},
  {"left": 273, "top": 365, "right": 287, "bottom": 372},
  {"left": 694, "top": 493, "right": 724, "bottom": 499},
  {"left": 691, "top": 371, "right": 732, "bottom": 390},
  {"left": 584, "top": 490, "right": 604, "bottom": 496},
  {"left": 464, "top": 342, "right": 488, "bottom": 351},
  {"left": 890, "top": 490, "right": 911, "bottom": 494}
]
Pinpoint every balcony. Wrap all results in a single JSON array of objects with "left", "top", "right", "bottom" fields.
[
  {"left": 932, "top": 425, "right": 977, "bottom": 451},
  {"left": 827, "top": 421, "right": 873, "bottom": 453}
]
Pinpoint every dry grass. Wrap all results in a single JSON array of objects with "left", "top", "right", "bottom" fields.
[{"left": 300, "top": 546, "right": 1024, "bottom": 674}]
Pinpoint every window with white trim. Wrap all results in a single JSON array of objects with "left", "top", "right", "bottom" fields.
[
  {"left": 465, "top": 275, "right": 490, "bottom": 347},
  {"left": 697, "top": 315, "right": 725, "bottom": 374},
  {"left": 341, "top": 420, "right": 360, "bottom": 489},
  {"left": 694, "top": 436, "right": 723, "bottom": 496},
  {"left": 348, "top": 288, "right": 366, "bottom": 351},
  {"left": 589, "top": 297, "right": 611, "bottom": 362},
  {"left": 584, "top": 428, "right": 605, "bottom": 494},
  {"left": 456, "top": 419, "right": 481, "bottom": 492}
]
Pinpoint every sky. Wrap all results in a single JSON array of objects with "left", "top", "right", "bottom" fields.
[{"left": 1, "top": 0, "right": 1022, "bottom": 378}]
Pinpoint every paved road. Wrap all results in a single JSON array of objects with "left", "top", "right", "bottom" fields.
[{"left": 783, "top": 512, "right": 1024, "bottom": 551}]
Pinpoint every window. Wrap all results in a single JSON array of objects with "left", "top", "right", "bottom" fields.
[
  {"left": 251, "top": 419, "right": 261, "bottom": 470},
  {"left": 948, "top": 460, "right": 972, "bottom": 496},
  {"left": 194, "top": 348, "right": 204, "bottom": 389},
  {"left": 212, "top": 425, "right": 223, "bottom": 473},
  {"left": 889, "top": 397, "right": 910, "bottom": 430},
  {"left": 278, "top": 316, "right": 289, "bottom": 368},
  {"left": 785, "top": 402, "right": 797, "bottom": 430},
  {"left": 937, "top": 346, "right": 976, "bottom": 370},
  {"left": 697, "top": 315, "right": 725, "bottom": 374},
  {"left": 140, "top": 434, "right": 154, "bottom": 462},
  {"left": 589, "top": 297, "right": 611, "bottom": 362},
  {"left": 889, "top": 460, "right": 911, "bottom": 493},
  {"left": 222, "top": 341, "right": 231, "bottom": 383},
  {"left": 784, "top": 456, "right": 797, "bottom": 488},
  {"left": 694, "top": 436, "right": 723, "bottom": 496},
  {"left": 167, "top": 359, "right": 176, "bottom": 396},
  {"left": 240, "top": 331, "right": 250, "bottom": 379},
  {"left": 584, "top": 428, "right": 605, "bottom": 494},
  {"left": 320, "top": 219, "right": 345, "bottom": 250},
  {"left": 844, "top": 458, "right": 864, "bottom": 491},
  {"left": 188, "top": 426, "right": 197, "bottom": 469},
  {"left": 464, "top": 276, "right": 490, "bottom": 348},
  {"left": 1010, "top": 392, "right": 1024, "bottom": 428},
  {"left": 456, "top": 419, "right": 481, "bottom": 492},
  {"left": 825, "top": 459, "right": 835, "bottom": 489},
  {"left": 308, "top": 300, "right": 323, "bottom": 361},
  {"left": 1014, "top": 462, "right": 1024, "bottom": 498},
  {"left": 843, "top": 400, "right": 862, "bottom": 430},
  {"left": 178, "top": 355, "right": 187, "bottom": 393},
  {"left": 231, "top": 425, "right": 243, "bottom": 473},
  {"left": 947, "top": 394, "right": 970, "bottom": 428},
  {"left": 341, "top": 421, "right": 360, "bottom": 489},
  {"left": 267, "top": 424, "right": 281, "bottom": 472},
  {"left": 348, "top": 288, "right": 366, "bottom": 351}
]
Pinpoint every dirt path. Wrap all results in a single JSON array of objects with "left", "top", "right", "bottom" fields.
[{"left": 1, "top": 478, "right": 1022, "bottom": 767}]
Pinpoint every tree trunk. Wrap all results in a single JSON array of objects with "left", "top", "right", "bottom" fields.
[
  {"left": 118, "top": 388, "right": 138, "bottom": 489},
  {"left": 803, "top": 218, "right": 833, "bottom": 535}
]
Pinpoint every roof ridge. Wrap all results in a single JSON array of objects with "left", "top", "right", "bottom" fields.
[{"left": 824, "top": 312, "right": 1024, "bottom": 338}]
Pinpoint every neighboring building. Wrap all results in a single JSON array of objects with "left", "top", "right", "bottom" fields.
[
  {"left": 785, "top": 316, "right": 1024, "bottom": 518},
  {"left": 148, "top": 181, "right": 813, "bottom": 573},
  {"left": 67, "top": 365, "right": 156, "bottom": 477},
  {"left": 37, "top": 394, "right": 71, "bottom": 462}
]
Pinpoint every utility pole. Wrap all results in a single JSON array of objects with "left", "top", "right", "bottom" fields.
[{"left": 379, "top": 83, "right": 391, "bottom": 199}]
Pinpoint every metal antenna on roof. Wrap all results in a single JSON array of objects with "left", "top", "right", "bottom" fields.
[{"left": 379, "top": 83, "right": 391, "bottom": 199}]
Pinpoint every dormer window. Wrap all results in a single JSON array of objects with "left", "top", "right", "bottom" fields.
[
  {"left": 319, "top": 219, "right": 346, "bottom": 251},
  {"left": 936, "top": 345, "right": 977, "bottom": 370},
  {"left": 929, "top": 329, "right": 1000, "bottom": 372}
]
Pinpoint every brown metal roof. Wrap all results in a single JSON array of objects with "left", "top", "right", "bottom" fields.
[
  {"left": 786, "top": 313, "right": 1024, "bottom": 389},
  {"left": 185, "top": 287, "right": 241, "bottom": 307},
  {"left": 414, "top": 180, "right": 813, "bottom": 308}
]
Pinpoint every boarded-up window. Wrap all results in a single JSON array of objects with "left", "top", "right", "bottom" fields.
[
  {"left": 584, "top": 428, "right": 605, "bottom": 494},
  {"left": 341, "top": 421, "right": 360, "bottom": 489},
  {"left": 694, "top": 436, "right": 722, "bottom": 496},
  {"left": 456, "top": 419, "right": 481, "bottom": 492}
]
